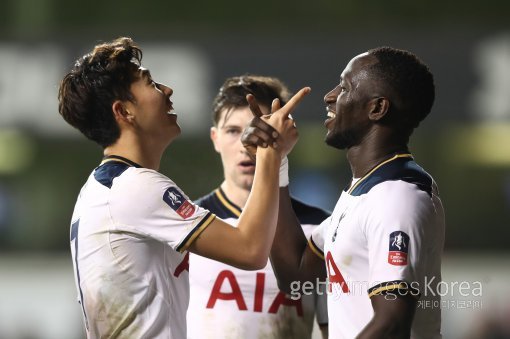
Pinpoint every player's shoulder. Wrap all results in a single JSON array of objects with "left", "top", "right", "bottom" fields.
[
  {"left": 368, "top": 179, "right": 430, "bottom": 205},
  {"left": 93, "top": 161, "right": 132, "bottom": 189},
  {"left": 94, "top": 162, "right": 169, "bottom": 186},
  {"left": 351, "top": 157, "right": 434, "bottom": 197},
  {"left": 363, "top": 174, "right": 436, "bottom": 223},
  {"left": 94, "top": 162, "right": 178, "bottom": 202},
  {"left": 290, "top": 197, "right": 330, "bottom": 225},
  {"left": 194, "top": 188, "right": 240, "bottom": 219}
]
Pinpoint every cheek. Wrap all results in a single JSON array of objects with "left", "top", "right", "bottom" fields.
[
  {"left": 224, "top": 133, "right": 243, "bottom": 146},
  {"left": 336, "top": 96, "right": 358, "bottom": 123},
  {"left": 335, "top": 95, "right": 349, "bottom": 117},
  {"left": 216, "top": 137, "right": 239, "bottom": 157}
]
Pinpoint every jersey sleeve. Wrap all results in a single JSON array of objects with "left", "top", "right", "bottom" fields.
[
  {"left": 109, "top": 168, "right": 216, "bottom": 252},
  {"left": 309, "top": 216, "right": 331, "bottom": 261},
  {"left": 362, "top": 181, "right": 437, "bottom": 299}
]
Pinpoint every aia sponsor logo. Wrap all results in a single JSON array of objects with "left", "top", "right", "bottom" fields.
[
  {"left": 388, "top": 231, "right": 410, "bottom": 266},
  {"left": 206, "top": 270, "right": 303, "bottom": 315},
  {"left": 163, "top": 187, "right": 195, "bottom": 219}
]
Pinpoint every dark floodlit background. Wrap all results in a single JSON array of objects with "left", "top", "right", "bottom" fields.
[{"left": 0, "top": 1, "right": 509, "bottom": 338}]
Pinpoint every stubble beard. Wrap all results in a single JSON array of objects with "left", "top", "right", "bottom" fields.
[{"left": 325, "top": 128, "right": 359, "bottom": 150}]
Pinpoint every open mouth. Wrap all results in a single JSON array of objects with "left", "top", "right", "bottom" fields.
[
  {"left": 166, "top": 100, "right": 174, "bottom": 114},
  {"left": 166, "top": 104, "right": 176, "bottom": 116},
  {"left": 324, "top": 109, "right": 336, "bottom": 127},
  {"left": 239, "top": 160, "right": 255, "bottom": 167},
  {"left": 239, "top": 160, "right": 255, "bottom": 173}
]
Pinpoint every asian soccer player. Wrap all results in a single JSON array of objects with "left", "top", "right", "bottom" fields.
[{"left": 58, "top": 37, "right": 308, "bottom": 338}]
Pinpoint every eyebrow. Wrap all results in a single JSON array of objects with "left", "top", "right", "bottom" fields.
[
  {"left": 140, "top": 68, "right": 152, "bottom": 80},
  {"left": 220, "top": 123, "right": 242, "bottom": 129}
]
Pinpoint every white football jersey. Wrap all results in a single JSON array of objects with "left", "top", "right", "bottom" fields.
[
  {"left": 187, "top": 188, "right": 329, "bottom": 339},
  {"left": 310, "top": 154, "right": 445, "bottom": 339},
  {"left": 69, "top": 156, "right": 216, "bottom": 339}
]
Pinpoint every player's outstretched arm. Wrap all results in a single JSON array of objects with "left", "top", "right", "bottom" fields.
[
  {"left": 241, "top": 89, "right": 327, "bottom": 292},
  {"left": 187, "top": 88, "right": 310, "bottom": 270}
]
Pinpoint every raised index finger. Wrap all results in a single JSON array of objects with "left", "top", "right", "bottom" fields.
[
  {"left": 246, "top": 94, "right": 264, "bottom": 118},
  {"left": 274, "top": 87, "right": 311, "bottom": 119}
]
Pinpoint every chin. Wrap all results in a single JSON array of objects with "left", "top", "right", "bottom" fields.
[
  {"left": 240, "top": 179, "right": 254, "bottom": 191},
  {"left": 165, "top": 126, "right": 182, "bottom": 145},
  {"left": 325, "top": 133, "right": 348, "bottom": 150},
  {"left": 171, "top": 124, "right": 182, "bottom": 136},
  {"left": 325, "top": 127, "right": 362, "bottom": 150}
]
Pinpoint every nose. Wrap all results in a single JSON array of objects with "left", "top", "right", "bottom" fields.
[
  {"left": 238, "top": 133, "right": 250, "bottom": 152},
  {"left": 324, "top": 86, "right": 338, "bottom": 105},
  {"left": 159, "top": 83, "right": 173, "bottom": 96}
]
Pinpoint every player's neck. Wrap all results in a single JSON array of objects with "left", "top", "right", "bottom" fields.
[
  {"left": 104, "top": 136, "right": 164, "bottom": 171},
  {"left": 346, "top": 142, "right": 409, "bottom": 178},
  {"left": 220, "top": 181, "right": 249, "bottom": 209}
]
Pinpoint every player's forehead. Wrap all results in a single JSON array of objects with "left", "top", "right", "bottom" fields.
[
  {"left": 341, "top": 53, "right": 376, "bottom": 84},
  {"left": 218, "top": 105, "right": 270, "bottom": 127}
]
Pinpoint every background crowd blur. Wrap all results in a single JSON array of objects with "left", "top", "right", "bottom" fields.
[{"left": 0, "top": 0, "right": 509, "bottom": 338}]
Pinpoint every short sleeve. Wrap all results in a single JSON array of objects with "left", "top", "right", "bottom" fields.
[
  {"left": 363, "top": 181, "right": 436, "bottom": 298},
  {"left": 109, "top": 168, "right": 216, "bottom": 252},
  {"left": 309, "top": 216, "right": 331, "bottom": 261}
]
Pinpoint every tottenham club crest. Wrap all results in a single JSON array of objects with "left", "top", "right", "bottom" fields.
[
  {"left": 163, "top": 187, "right": 195, "bottom": 219},
  {"left": 388, "top": 231, "right": 410, "bottom": 266}
]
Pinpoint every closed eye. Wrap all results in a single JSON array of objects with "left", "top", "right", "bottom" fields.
[
  {"left": 339, "top": 81, "right": 347, "bottom": 90},
  {"left": 141, "top": 69, "right": 156, "bottom": 87}
]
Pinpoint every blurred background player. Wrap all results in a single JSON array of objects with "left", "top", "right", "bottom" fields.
[
  {"left": 242, "top": 48, "right": 445, "bottom": 338},
  {"left": 187, "top": 75, "right": 329, "bottom": 339},
  {"left": 58, "top": 37, "right": 308, "bottom": 338}
]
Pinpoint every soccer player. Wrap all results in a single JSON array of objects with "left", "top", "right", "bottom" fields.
[
  {"left": 242, "top": 47, "right": 445, "bottom": 338},
  {"left": 58, "top": 37, "right": 309, "bottom": 338},
  {"left": 187, "top": 75, "right": 329, "bottom": 339}
]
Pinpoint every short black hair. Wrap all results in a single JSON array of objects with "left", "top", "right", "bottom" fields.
[
  {"left": 58, "top": 37, "right": 142, "bottom": 148},
  {"left": 367, "top": 47, "right": 435, "bottom": 129},
  {"left": 212, "top": 75, "right": 291, "bottom": 126}
]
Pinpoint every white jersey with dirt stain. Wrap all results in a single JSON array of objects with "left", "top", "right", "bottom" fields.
[{"left": 69, "top": 156, "right": 216, "bottom": 338}]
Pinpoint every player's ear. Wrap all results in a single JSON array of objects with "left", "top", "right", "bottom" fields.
[
  {"left": 210, "top": 126, "right": 221, "bottom": 153},
  {"left": 368, "top": 97, "right": 390, "bottom": 121},
  {"left": 112, "top": 100, "right": 135, "bottom": 124}
]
